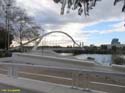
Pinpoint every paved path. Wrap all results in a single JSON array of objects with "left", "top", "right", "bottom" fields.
[
  {"left": 0, "top": 56, "right": 124, "bottom": 74},
  {"left": 0, "top": 74, "right": 106, "bottom": 93},
  {"left": 0, "top": 84, "right": 40, "bottom": 93}
]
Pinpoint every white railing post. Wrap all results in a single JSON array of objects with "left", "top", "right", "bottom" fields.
[
  {"left": 71, "top": 72, "right": 78, "bottom": 89},
  {"left": 71, "top": 72, "right": 75, "bottom": 89},
  {"left": 82, "top": 73, "right": 91, "bottom": 92},
  {"left": 8, "top": 64, "right": 18, "bottom": 78},
  {"left": 77, "top": 72, "right": 82, "bottom": 88},
  {"left": 71, "top": 72, "right": 82, "bottom": 89}
]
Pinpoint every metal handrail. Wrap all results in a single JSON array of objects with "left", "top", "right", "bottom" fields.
[
  {"left": 0, "top": 62, "right": 125, "bottom": 77},
  {"left": 0, "top": 62, "right": 125, "bottom": 92}
]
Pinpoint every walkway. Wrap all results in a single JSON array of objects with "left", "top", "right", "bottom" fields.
[{"left": 0, "top": 74, "right": 106, "bottom": 93}]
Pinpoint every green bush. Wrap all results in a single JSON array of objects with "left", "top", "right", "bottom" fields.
[{"left": 112, "top": 55, "right": 125, "bottom": 65}]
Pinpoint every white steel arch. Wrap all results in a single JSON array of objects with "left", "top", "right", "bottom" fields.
[
  {"left": 32, "top": 31, "right": 81, "bottom": 50},
  {"left": 20, "top": 31, "right": 82, "bottom": 51}
]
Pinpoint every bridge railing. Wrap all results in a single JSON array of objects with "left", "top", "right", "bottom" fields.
[{"left": 0, "top": 62, "right": 125, "bottom": 93}]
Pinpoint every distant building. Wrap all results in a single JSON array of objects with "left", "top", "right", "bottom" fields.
[
  {"left": 111, "top": 38, "right": 120, "bottom": 45},
  {"left": 101, "top": 38, "right": 125, "bottom": 49},
  {"left": 106, "top": 44, "right": 125, "bottom": 49}
]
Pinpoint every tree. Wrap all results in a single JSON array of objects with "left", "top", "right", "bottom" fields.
[
  {"left": 114, "top": 0, "right": 125, "bottom": 12},
  {"left": 101, "top": 45, "right": 108, "bottom": 50},
  {"left": 53, "top": 0, "right": 125, "bottom": 16},
  {"left": 53, "top": 0, "right": 101, "bottom": 15},
  {"left": 112, "top": 46, "right": 117, "bottom": 53},
  {"left": 11, "top": 8, "right": 40, "bottom": 47},
  {"left": 0, "top": 0, "right": 41, "bottom": 49},
  {"left": 0, "top": 27, "right": 13, "bottom": 49}
]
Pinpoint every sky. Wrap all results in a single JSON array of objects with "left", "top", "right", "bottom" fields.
[{"left": 16, "top": 0, "right": 125, "bottom": 46}]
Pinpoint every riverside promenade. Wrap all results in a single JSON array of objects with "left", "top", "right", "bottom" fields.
[{"left": 0, "top": 51, "right": 125, "bottom": 93}]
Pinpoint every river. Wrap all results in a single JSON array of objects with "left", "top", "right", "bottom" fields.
[
  {"left": 60, "top": 53, "right": 113, "bottom": 66},
  {"left": 75, "top": 54, "right": 112, "bottom": 66},
  {"left": 60, "top": 53, "right": 125, "bottom": 66}
]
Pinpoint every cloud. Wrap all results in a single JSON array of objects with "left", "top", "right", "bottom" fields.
[
  {"left": 83, "top": 21, "right": 125, "bottom": 34},
  {"left": 15, "top": 0, "right": 124, "bottom": 45},
  {"left": 16, "top": 0, "right": 123, "bottom": 24}
]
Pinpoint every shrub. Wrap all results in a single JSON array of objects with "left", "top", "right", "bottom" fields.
[{"left": 112, "top": 55, "right": 125, "bottom": 65}]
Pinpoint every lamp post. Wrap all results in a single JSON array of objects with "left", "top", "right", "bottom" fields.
[
  {"left": 124, "top": 0, "right": 125, "bottom": 26},
  {"left": 5, "top": 0, "right": 11, "bottom": 51}
]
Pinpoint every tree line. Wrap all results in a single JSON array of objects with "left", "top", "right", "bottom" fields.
[{"left": 0, "top": 0, "right": 42, "bottom": 50}]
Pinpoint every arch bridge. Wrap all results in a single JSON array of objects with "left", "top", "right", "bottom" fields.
[{"left": 21, "top": 31, "right": 82, "bottom": 51}]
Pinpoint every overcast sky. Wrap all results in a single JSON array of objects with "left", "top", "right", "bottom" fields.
[{"left": 16, "top": 0, "right": 125, "bottom": 46}]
